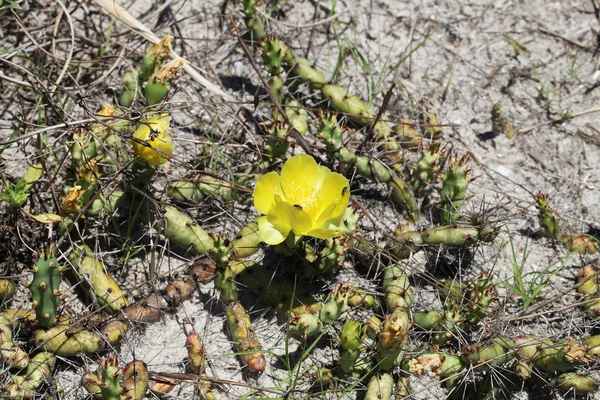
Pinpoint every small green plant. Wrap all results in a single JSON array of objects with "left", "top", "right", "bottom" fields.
[
  {"left": 0, "top": 163, "right": 42, "bottom": 207},
  {"left": 499, "top": 227, "right": 569, "bottom": 310}
]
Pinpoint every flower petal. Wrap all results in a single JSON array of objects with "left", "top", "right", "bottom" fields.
[
  {"left": 273, "top": 201, "right": 313, "bottom": 235},
  {"left": 280, "top": 154, "right": 318, "bottom": 206},
  {"left": 257, "top": 215, "right": 290, "bottom": 245},
  {"left": 313, "top": 172, "right": 350, "bottom": 225},
  {"left": 254, "top": 171, "right": 281, "bottom": 215}
]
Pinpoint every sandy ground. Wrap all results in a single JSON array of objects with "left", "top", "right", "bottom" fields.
[{"left": 1, "top": 0, "right": 600, "bottom": 399}]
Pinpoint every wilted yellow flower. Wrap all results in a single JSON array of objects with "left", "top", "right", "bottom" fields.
[
  {"left": 131, "top": 114, "right": 173, "bottom": 166},
  {"left": 254, "top": 154, "right": 350, "bottom": 245}
]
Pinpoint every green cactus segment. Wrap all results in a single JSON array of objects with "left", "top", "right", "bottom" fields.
[
  {"left": 422, "top": 225, "right": 479, "bottom": 247},
  {"left": 390, "top": 225, "right": 423, "bottom": 259},
  {"left": 317, "top": 112, "right": 345, "bottom": 153},
  {"left": 288, "top": 311, "right": 323, "bottom": 339},
  {"left": 236, "top": 262, "right": 320, "bottom": 315},
  {"left": 230, "top": 221, "right": 261, "bottom": 259},
  {"left": 28, "top": 254, "right": 61, "bottom": 328},
  {"left": 240, "top": 0, "right": 266, "bottom": 43},
  {"left": 99, "top": 353, "right": 122, "bottom": 400},
  {"left": 310, "top": 236, "right": 349, "bottom": 274},
  {"left": 321, "top": 84, "right": 375, "bottom": 126},
  {"left": 491, "top": 103, "right": 515, "bottom": 139},
  {"left": 377, "top": 307, "right": 410, "bottom": 370},
  {"left": 283, "top": 100, "right": 308, "bottom": 135},
  {"left": 420, "top": 104, "right": 443, "bottom": 140},
  {"left": 1, "top": 352, "right": 56, "bottom": 399},
  {"left": 157, "top": 205, "right": 215, "bottom": 255},
  {"left": 462, "top": 337, "right": 515, "bottom": 368},
  {"left": 166, "top": 176, "right": 237, "bottom": 205},
  {"left": 289, "top": 57, "right": 327, "bottom": 89},
  {"left": 389, "top": 175, "right": 419, "bottom": 223},
  {"left": 562, "top": 234, "right": 599, "bottom": 255},
  {"left": 226, "top": 302, "right": 266, "bottom": 372},
  {"left": 216, "top": 264, "right": 238, "bottom": 303},
  {"left": 556, "top": 373, "right": 599, "bottom": 393},
  {"left": 439, "top": 154, "right": 471, "bottom": 223},
  {"left": 395, "top": 118, "right": 420, "bottom": 149},
  {"left": 584, "top": 334, "right": 600, "bottom": 357},
  {"left": 82, "top": 371, "right": 102, "bottom": 399},
  {"left": 319, "top": 283, "right": 350, "bottom": 325},
  {"left": 122, "top": 360, "right": 149, "bottom": 400},
  {"left": 265, "top": 122, "right": 290, "bottom": 159},
  {"left": 364, "top": 373, "right": 394, "bottom": 400},
  {"left": 0, "top": 316, "right": 29, "bottom": 369},
  {"left": 186, "top": 330, "right": 207, "bottom": 375},
  {"left": 69, "top": 246, "right": 129, "bottom": 313},
  {"left": 339, "top": 318, "right": 364, "bottom": 373},
  {"left": 410, "top": 144, "right": 443, "bottom": 194},
  {"left": 269, "top": 76, "right": 285, "bottom": 103},
  {"left": 261, "top": 36, "right": 293, "bottom": 76},
  {"left": 339, "top": 148, "right": 392, "bottom": 183},
  {"left": 119, "top": 70, "right": 139, "bottom": 107},
  {"left": 408, "top": 351, "right": 467, "bottom": 389},
  {"left": 577, "top": 266, "right": 600, "bottom": 318},
  {"left": 533, "top": 192, "right": 562, "bottom": 240},
  {"left": 382, "top": 264, "right": 413, "bottom": 312},
  {"left": 0, "top": 279, "right": 15, "bottom": 303},
  {"left": 34, "top": 319, "right": 103, "bottom": 356}
]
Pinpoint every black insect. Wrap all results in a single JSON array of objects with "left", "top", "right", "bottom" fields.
[
  {"left": 341, "top": 186, "right": 349, "bottom": 196},
  {"left": 293, "top": 204, "right": 303, "bottom": 210}
]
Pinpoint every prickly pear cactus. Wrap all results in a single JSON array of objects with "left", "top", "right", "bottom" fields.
[
  {"left": 28, "top": 254, "right": 62, "bottom": 328},
  {"left": 439, "top": 154, "right": 471, "bottom": 223}
]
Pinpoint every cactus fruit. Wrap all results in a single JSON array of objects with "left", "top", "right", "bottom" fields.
[
  {"left": 1, "top": 352, "right": 56, "bottom": 399},
  {"left": 226, "top": 302, "right": 266, "bottom": 372},
  {"left": 138, "top": 36, "right": 173, "bottom": 81},
  {"left": 34, "top": 319, "right": 103, "bottom": 356},
  {"left": 439, "top": 154, "right": 471, "bottom": 223},
  {"left": 261, "top": 36, "right": 294, "bottom": 76},
  {"left": 101, "top": 320, "right": 130, "bottom": 345},
  {"left": 27, "top": 254, "right": 62, "bottom": 328},
  {"left": 122, "top": 293, "right": 168, "bottom": 324},
  {"left": 533, "top": 192, "right": 562, "bottom": 241},
  {"left": 186, "top": 330, "right": 208, "bottom": 375},
  {"left": 339, "top": 148, "right": 392, "bottom": 183},
  {"left": 289, "top": 57, "right": 327, "bottom": 89},
  {"left": 410, "top": 143, "right": 443, "bottom": 194},
  {"left": 0, "top": 316, "right": 29, "bottom": 369},
  {"left": 119, "top": 70, "right": 139, "bottom": 107},
  {"left": 364, "top": 373, "right": 394, "bottom": 400},
  {"left": 382, "top": 264, "right": 413, "bottom": 312},
  {"left": 157, "top": 205, "right": 215, "bottom": 255},
  {"left": 562, "top": 234, "right": 599, "bottom": 255},
  {"left": 0, "top": 279, "right": 15, "bottom": 303},
  {"left": 69, "top": 246, "right": 129, "bottom": 313},
  {"left": 122, "top": 360, "right": 149, "bottom": 400},
  {"left": 166, "top": 177, "right": 237, "bottom": 205},
  {"left": 321, "top": 84, "right": 376, "bottom": 126},
  {"left": 145, "top": 58, "right": 184, "bottom": 105}
]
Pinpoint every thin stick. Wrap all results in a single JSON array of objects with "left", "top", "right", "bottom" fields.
[{"left": 92, "top": 0, "right": 235, "bottom": 102}]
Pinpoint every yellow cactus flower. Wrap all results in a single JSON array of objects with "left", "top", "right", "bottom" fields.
[
  {"left": 254, "top": 154, "right": 350, "bottom": 245},
  {"left": 131, "top": 114, "right": 173, "bottom": 166}
]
